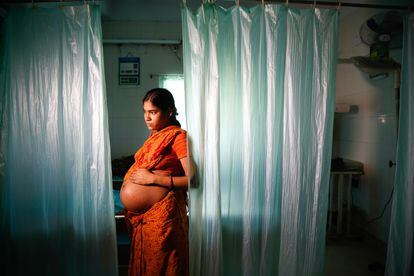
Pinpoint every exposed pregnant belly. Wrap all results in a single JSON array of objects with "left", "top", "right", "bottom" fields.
[{"left": 120, "top": 170, "right": 170, "bottom": 213}]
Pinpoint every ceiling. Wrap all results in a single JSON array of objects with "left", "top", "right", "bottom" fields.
[
  {"left": 100, "top": 0, "right": 412, "bottom": 22},
  {"left": 0, "top": 0, "right": 412, "bottom": 22}
]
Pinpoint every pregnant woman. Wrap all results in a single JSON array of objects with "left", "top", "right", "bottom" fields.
[{"left": 120, "top": 88, "right": 193, "bottom": 276}]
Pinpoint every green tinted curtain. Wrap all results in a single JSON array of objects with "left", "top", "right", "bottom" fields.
[
  {"left": 182, "top": 3, "right": 338, "bottom": 276},
  {"left": 0, "top": 4, "right": 117, "bottom": 275},
  {"left": 386, "top": 13, "right": 414, "bottom": 276}
]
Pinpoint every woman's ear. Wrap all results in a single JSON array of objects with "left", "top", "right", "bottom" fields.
[{"left": 167, "top": 107, "right": 173, "bottom": 117}]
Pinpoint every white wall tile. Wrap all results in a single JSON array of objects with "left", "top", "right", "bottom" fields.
[
  {"left": 334, "top": 115, "right": 397, "bottom": 144},
  {"left": 334, "top": 8, "right": 401, "bottom": 242}
]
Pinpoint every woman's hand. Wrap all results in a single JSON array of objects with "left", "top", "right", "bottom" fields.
[
  {"left": 127, "top": 169, "right": 171, "bottom": 186},
  {"left": 128, "top": 169, "right": 155, "bottom": 185}
]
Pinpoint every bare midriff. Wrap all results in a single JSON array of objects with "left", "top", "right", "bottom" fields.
[{"left": 120, "top": 170, "right": 170, "bottom": 213}]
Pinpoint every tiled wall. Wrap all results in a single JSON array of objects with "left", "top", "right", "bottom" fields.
[
  {"left": 102, "top": 21, "right": 183, "bottom": 159},
  {"left": 334, "top": 8, "right": 401, "bottom": 241}
]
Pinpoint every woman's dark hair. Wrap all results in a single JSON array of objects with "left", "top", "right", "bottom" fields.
[{"left": 143, "top": 88, "right": 181, "bottom": 127}]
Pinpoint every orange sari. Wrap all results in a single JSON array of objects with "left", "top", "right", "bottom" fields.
[{"left": 124, "top": 125, "right": 189, "bottom": 276}]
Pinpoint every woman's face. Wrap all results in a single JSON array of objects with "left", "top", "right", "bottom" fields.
[{"left": 143, "top": 100, "right": 171, "bottom": 131}]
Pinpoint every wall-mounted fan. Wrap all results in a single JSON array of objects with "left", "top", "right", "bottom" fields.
[
  {"left": 339, "top": 11, "right": 403, "bottom": 78},
  {"left": 338, "top": 11, "right": 404, "bottom": 128},
  {"left": 359, "top": 11, "right": 403, "bottom": 58}
]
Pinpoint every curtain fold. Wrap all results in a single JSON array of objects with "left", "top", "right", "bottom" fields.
[
  {"left": 182, "top": 4, "right": 338, "bottom": 276},
  {"left": 386, "top": 13, "right": 414, "bottom": 276},
  {"left": 0, "top": 4, "right": 117, "bottom": 275}
]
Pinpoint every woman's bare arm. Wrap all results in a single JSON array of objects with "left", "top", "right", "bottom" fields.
[{"left": 128, "top": 156, "right": 195, "bottom": 188}]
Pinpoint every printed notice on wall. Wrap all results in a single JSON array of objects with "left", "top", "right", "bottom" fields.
[{"left": 119, "top": 57, "right": 140, "bottom": 86}]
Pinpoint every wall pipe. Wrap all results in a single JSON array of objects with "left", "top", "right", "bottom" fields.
[
  {"left": 0, "top": 6, "right": 6, "bottom": 18},
  {"left": 102, "top": 39, "right": 181, "bottom": 45}
]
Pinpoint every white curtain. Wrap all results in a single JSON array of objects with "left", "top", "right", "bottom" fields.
[
  {"left": 386, "top": 13, "right": 414, "bottom": 276},
  {"left": 182, "top": 3, "right": 338, "bottom": 276},
  {"left": 0, "top": 4, "right": 117, "bottom": 275}
]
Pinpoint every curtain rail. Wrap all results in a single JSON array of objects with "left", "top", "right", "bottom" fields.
[
  {"left": 1, "top": 0, "right": 100, "bottom": 5},
  {"left": 2, "top": 0, "right": 414, "bottom": 11},
  {"left": 3, "top": 0, "right": 412, "bottom": 10},
  {"left": 249, "top": 0, "right": 412, "bottom": 10}
]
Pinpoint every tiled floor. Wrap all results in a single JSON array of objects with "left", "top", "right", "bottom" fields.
[
  {"left": 117, "top": 226, "right": 387, "bottom": 276},
  {"left": 325, "top": 230, "right": 387, "bottom": 276}
]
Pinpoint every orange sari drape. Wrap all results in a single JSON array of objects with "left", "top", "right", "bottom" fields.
[{"left": 124, "top": 125, "right": 189, "bottom": 276}]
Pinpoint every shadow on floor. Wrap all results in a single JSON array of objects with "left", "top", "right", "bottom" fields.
[{"left": 325, "top": 228, "right": 387, "bottom": 276}]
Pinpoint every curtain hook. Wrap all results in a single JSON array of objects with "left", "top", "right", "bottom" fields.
[
  {"left": 235, "top": 0, "right": 240, "bottom": 6},
  {"left": 337, "top": 1, "right": 341, "bottom": 11},
  {"left": 286, "top": 0, "right": 289, "bottom": 6},
  {"left": 313, "top": 0, "right": 316, "bottom": 9},
  {"left": 262, "top": 0, "right": 264, "bottom": 6},
  {"left": 182, "top": 0, "right": 186, "bottom": 4}
]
